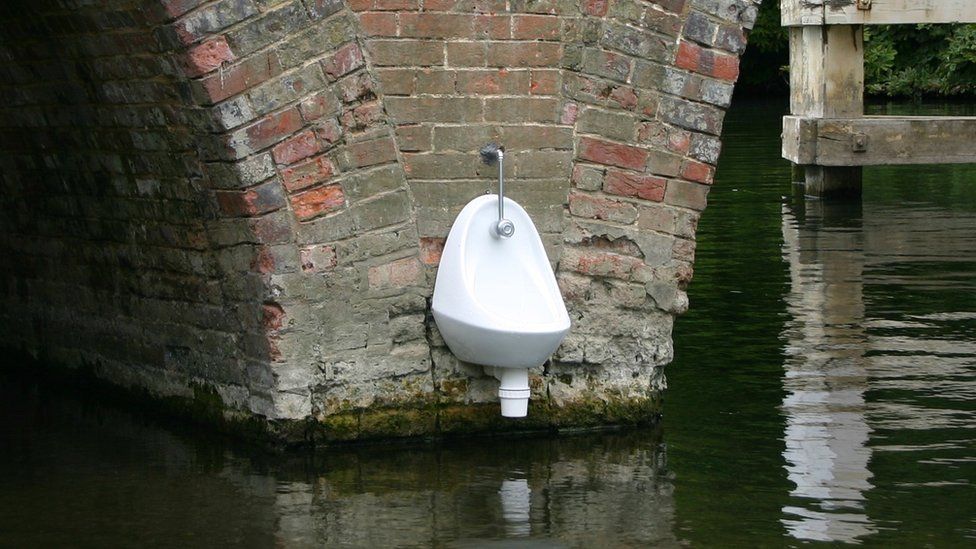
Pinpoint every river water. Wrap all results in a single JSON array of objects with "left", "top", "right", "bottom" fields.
[{"left": 2, "top": 100, "right": 975, "bottom": 547}]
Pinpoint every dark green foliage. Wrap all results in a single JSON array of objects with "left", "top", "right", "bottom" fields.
[{"left": 741, "top": 2, "right": 976, "bottom": 98}]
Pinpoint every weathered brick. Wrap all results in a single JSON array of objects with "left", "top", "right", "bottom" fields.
[
  {"left": 336, "top": 72, "right": 376, "bottom": 103},
  {"left": 359, "top": 12, "right": 397, "bottom": 36},
  {"left": 577, "top": 108, "right": 637, "bottom": 142},
  {"left": 529, "top": 70, "right": 560, "bottom": 95},
  {"left": 489, "top": 42, "right": 562, "bottom": 68},
  {"left": 572, "top": 164, "right": 605, "bottom": 191},
  {"left": 339, "top": 101, "right": 385, "bottom": 132},
  {"left": 300, "top": 244, "right": 337, "bottom": 272},
  {"left": 446, "top": 42, "right": 486, "bottom": 67},
  {"left": 400, "top": 13, "right": 477, "bottom": 38},
  {"left": 578, "top": 137, "right": 648, "bottom": 171},
  {"left": 456, "top": 70, "right": 530, "bottom": 95},
  {"left": 683, "top": 11, "right": 718, "bottom": 46},
  {"left": 322, "top": 43, "right": 366, "bottom": 80},
  {"left": 604, "top": 170, "right": 666, "bottom": 202},
  {"left": 371, "top": 40, "right": 444, "bottom": 66},
  {"left": 368, "top": 257, "right": 424, "bottom": 290},
  {"left": 306, "top": 0, "right": 344, "bottom": 19},
  {"left": 225, "top": 2, "right": 308, "bottom": 57},
  {"left": 484, "top": 97, "right": 558, "bottom": 123},
  {"left": 224, "top": 108, "right": 304, "bottom": 159},
  {"left": 581, "top": 0, "right": 609, "bottom": 16},
  {"left": 664, "top": 179, "right": 709, "bottom": 210},
  {"left": 419, "top": 237, "right": 445, "bottom": 265},
  {"left": 568, "top": 192, "right": 638, "bottom": 224},
  {"left": 657, "top": 95, "right": 724, "bottom": 135},
  {"left": 385, "top": 97, "right": 483, "bottom": 124},
  {"left": 290, "top": 183, "right": 345, "bottom": 220},
  {"left": 280, "top": 154, "right": 337, "bottom": 191},
  {"left": 581, "top": 48, "right": 632, "bottom": 83},
  {"left": 512, "top": 15, "right": 561, "bottom": 40},
  {"left": 216, "top": 179, "right": 287, "bottom": 217},
  {"left": 174, "top": 0, "right": 257, "bottom": 44},
  {"left": 601, "top": 23, "right": 672, "bottom": 63},
  {"left": 681, "top": 160, "right": 715, "bottom": 184},
  {"left": 272, "top": 130, "right": 321, "bottom": 165},
  {"left": 198, "top": 51, "right": 283, "bottom": 104},
  {"left": 337, "top": 136, "right": 397, "bottom": 170},
  {"left": 562, "top": 247, "right": 647, "bottom": 280},
  {"left": 376, "top": 68, "right": 416, "bottom": 95},
  {"left": 299, "top": 90, "right": 341, "bottom": 121},
  {"left": 248, "top": 64, "right": 326, "bottom": 116},
  {"left": 184, "top": 37, "right": 236, "bottom": 78},
  {"left": 415, "top": 69, "right": 456, "bottom": 94},
  {"left": 395, "top": 125, "right": 432, "bottom": 152}
]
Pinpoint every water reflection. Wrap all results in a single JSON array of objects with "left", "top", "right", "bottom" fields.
[
  {"left": 780, "top": 199, "right": 876, "bottom": 543},
  {"left": 0, "top": 376, "right": 678, "bottom": 547},
  {"left": 778, "top": 188, "right": 976, "bottom": 544}
]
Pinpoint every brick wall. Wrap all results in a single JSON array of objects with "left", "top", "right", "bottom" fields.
[{"left": 0, "top": 0, "right": 760, "bottom": 441}]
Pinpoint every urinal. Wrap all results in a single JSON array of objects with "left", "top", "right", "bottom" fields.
[{"left": 431, "top": 144, "right": 571, "bottom": 418}]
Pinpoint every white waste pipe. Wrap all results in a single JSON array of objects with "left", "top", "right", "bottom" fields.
[{"left": 496, "top": 367, "right": 530, "bottom": 418}]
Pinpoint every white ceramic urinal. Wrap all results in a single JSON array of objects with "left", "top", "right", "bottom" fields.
[{"left": 431, "top": 194, "right": 571, "bottom": 418}]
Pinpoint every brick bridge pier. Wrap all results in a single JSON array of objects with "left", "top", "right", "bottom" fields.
[{"left": 0, "top": 0, "right": 759, "bottom": 443}]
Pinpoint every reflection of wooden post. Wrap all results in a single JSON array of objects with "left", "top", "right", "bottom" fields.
[{"left": 789, "top": 24, "right": 864, "bottom": 198}]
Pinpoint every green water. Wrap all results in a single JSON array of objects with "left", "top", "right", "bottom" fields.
[{"left": 2, "top": 100, "right": 976, "bottom": 547}]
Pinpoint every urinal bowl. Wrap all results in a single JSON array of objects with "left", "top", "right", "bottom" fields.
[{"left": 431, "top": 194, "right": 571, "bottom": 418}]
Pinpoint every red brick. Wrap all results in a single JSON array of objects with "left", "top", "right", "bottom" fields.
[
  {"left": 251, "top": 246, "right": 276, "bottom": 274},
  {"left": 491, "top": 42, "right": 562, "bottom": 67},
  {"left": 581, "top": 0, "right": 609, "bottom": 16},
  {"left": 681, "top": 160, "right": 715, "bottom": 184},
  {"left": 610, "top": 86, "right": 638, "bottom": 110},
  {"left": 374, "top": 0, "right": 419, "bottom": 9},
  {"left": 420, "top": 237, "right": 445, "bottom": 265},
  {"left": 184, "top": 37, "right": 235, "bottom": 78},
  {"left": 400, "top": 14, "right": 476, "bottom": 39},
  {"left": 347, "top": 0, "right": 373, "bottom": 11},
  {"left": 241, "top": 108, "right": 304, "bottom": 153},
  {"left": 272, "top": 130, "right": 321, "bottom": 166},
  {"left": 578, "top": 137, "right": 649, "bottom": 171},
  {"left": 200, "top": 51, "right": 282, "bottom": 104},
  {"left": 281, "top": 155, "right": 337, "bottom": 192},
  {"left": 323, "top": 43, "right": 366, "bottom": 80},
  {"left": 475, "top": 15, "right": 511, "bottom": 39},
  {"left": 568, "top": 192, "right": 638, "bottom": 223},
  {"left": 359, "top": 12, "right": 398, "bottom": 36},
  {"left": 675, "top": 41, "right": 701, "bottom": 72},
  {"left": 216, "top": 180, "right": 286, "bottom": 217},
  {"left": 162, "top": 0, "right": 205, "bottom": 18},
  {"left": 513, "top": 15, "right": 561, "bottom": 40},
  {"left": 667, "top": 129, "right": 692, "bottom": 154},
  {"left": 456, "top": 69, "right": 529, "bottom": 95},
  {"left": 564, "top": 248, "right": 645, "bottom": 280},
  {"left": 604, "top": 170, "right": 666, "bottom": 202},
  {"left": 290, "top": 184, "right": 345, "bottom": 220},
  {"left": 709, "top": 53, "right": 740, "bottom": 82},
  {"left": 530, "top": 70, "right": 559, "bottom": 95}
]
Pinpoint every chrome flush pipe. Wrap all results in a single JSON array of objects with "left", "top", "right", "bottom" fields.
[{"left": 480, "top": 142, "right": 514, "bottom": 238}]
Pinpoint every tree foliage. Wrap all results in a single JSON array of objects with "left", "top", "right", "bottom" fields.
[{"left": 740, "top": 3, "right": 976, "bottom": 98}]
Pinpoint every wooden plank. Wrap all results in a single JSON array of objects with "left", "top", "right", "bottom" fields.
[
  {"left": 783, "top": 115, "right": 976, "bottom": 166},
  {"left": 782, "top": 0, "right": 824, "bottom": 26},
  {"left": 825, "top": 0, "right": 976, "bottom": 25},
  {"left": 789, "top": 26, "right": 864, "bottom": 118}
]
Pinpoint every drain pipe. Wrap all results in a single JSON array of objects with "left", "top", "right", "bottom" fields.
[{"left": 487, "top": 366, "right": 530, "bottom": 417}]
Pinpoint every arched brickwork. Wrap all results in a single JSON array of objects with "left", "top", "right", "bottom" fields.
[{"left": 0, "top": 0, "right": 759, "bottom": 441}]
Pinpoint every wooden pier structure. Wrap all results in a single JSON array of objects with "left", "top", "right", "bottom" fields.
[{"left": 781, "top": 0, "right": 976, "bottom": 197}]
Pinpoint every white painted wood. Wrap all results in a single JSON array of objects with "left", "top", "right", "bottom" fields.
[
  {"left": 782, "top": 0, "right": 825, "bottom": 26},
  {"left": 826, "top": 0, "right": 976, "bottom": 25},
  {"left": 783, "top": 116, "right": 976, "bottom": 166}
]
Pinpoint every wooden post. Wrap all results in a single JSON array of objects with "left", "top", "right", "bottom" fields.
[{"left": 789, "top": 24, "right": 865, "bottom": 198}]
